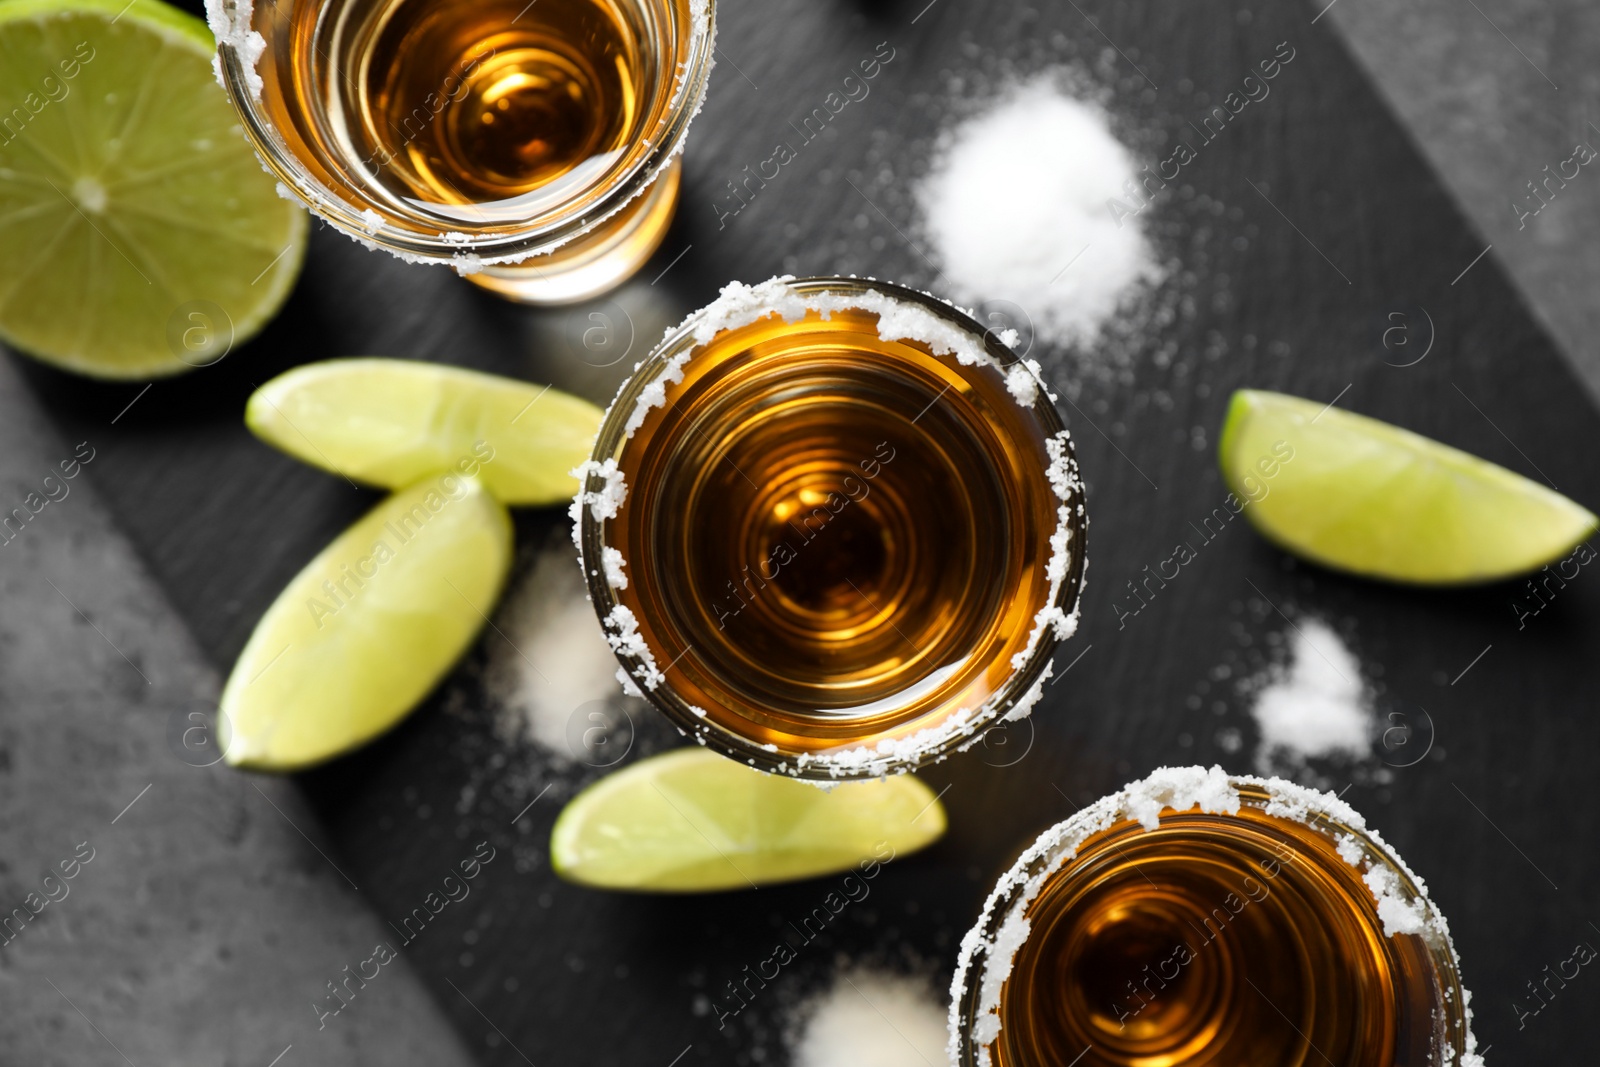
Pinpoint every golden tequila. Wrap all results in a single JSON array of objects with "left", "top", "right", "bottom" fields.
[
  {"left": 212, "top": 0, "right": 711, "bottom": 302},
  {"left": 577, "top": 277, "right": 1086, "bottom": 779},
  {"left": 956, "top": 775, "right": 1477, "bottom": 1067}
]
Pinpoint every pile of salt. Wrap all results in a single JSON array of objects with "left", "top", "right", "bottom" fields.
[
  {"left": 789, "top": 968, "right": 946, "bottom": 1067},
  {"left": 916, "top": 75, "right": 1163, "bottom": 351},
  {"left": 1249, "top": 618, "right": 1373, "bottom": 774},
  {"left": 485, "top": 541, "right": 625, "bottom": 762}
]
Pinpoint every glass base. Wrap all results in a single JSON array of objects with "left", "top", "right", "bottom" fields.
[{"left": 466, "top": 159, "right": 682, "bottom": 306}]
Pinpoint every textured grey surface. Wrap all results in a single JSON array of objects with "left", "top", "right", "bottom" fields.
[
  {"left": 3, "top": 3, "right": 1599, "bottom": 1063},
  {"left": 1329, "top": 0, "right": 1600, "bottom": 401},
  {"left": 0, "top": 356, "right": 476, "bottom": 1067}
]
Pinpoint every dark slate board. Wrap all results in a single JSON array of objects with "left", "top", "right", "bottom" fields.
[{"left": 14, "top": 0, "right": 1600, "bottom": 1063}]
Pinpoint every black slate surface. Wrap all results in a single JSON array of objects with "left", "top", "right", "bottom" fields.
[{"left": 14, "top": 0, "right": 1600, "bottom": 1064}]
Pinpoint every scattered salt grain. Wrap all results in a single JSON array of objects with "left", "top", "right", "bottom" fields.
[
  {"left": 485, "top": 540, "right": 622, "bottom": 760},
  {"left": 916, "top": 75, "right": 1163, "bottom": 351},
  {"left": 790, "top": 969, "right": 946, "bottom": 1067},
  {"left": 1249, "top": 618, "right": 1372, "bottom": 774}
]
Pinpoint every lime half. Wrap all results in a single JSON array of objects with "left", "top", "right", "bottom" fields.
[
  {"left": 0, "top": 0, "right": 305, "bottom": 378},
  {"left": 551, "top": 748, "right": 947, "bottom": 892},
  {"left": 1220, "top": 389, "right": 1597, "bottom": 583},
  {"left": 247, "top": 359, "right": 603, "bottom": 505},
  {"left": 220, "top": 474, "right": 511, "bottom": 771}
]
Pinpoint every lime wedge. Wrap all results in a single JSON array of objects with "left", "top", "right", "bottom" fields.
[
  {"left": 551, "top": 748, "right": 947, "bottom": 892},
  {"left": 219, "top": 474, "right": 511, "bottom": 771},
  {"left": 247, "top": 359, "right": 603, "bottom": 505},
  {"left": 0, "top": 0, "right": 305, "bottom": 378},
  {"left": 1220, "top": 389, "right": 1598, "bottom": 583}
]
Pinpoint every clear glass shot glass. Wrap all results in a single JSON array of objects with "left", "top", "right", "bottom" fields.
[
  {"left": 575, "top": 276, "right": 1088, "bottom": 780},
  {"left": 208, "top": 0, "right": 715, "bottom": 304},
  {"left": 952, "top": 770, "right": 1478, "bottom": 1067}
]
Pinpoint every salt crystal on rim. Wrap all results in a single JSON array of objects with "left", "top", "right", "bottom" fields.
[
  {"left": 600, "top": 546, "right": 628, "bottom": 590},
  {"left": 571, "top": 459, "right": 627, "bottom": 522},
  {"left": 618, "top": 276, "right": 1016, "bottom": 442},
  {"left": 1000, "top": 662, "right": 1052, "bottom": 723},
  {"left": 204, "top": 0, "right": 265, "bottom": 97},
  {"left": 601, "top": 605, "right": 663, "bottom": 690}
]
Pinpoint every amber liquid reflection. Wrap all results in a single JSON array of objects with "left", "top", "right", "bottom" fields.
[
  {"left": 607, "top": 309, "right": 1064, "bottom": 759},
  {"left": 998, "top": 806, "right": 1450, "bottom": 1067}
]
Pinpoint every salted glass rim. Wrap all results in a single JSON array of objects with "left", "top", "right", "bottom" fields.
[
  {"left": 948, "top": 771, "right": 1474, "bottom": 1067},
  {"left": 575, "top": 275, "right": 1088, "bottom": 781}
]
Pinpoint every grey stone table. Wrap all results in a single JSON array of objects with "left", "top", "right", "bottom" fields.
[
  {"left": 1331, "top": 0, "right": 1600, "bottom": 402},
  {"left": 0, "top": 356, "right": 476, "bottom": 1067}
]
